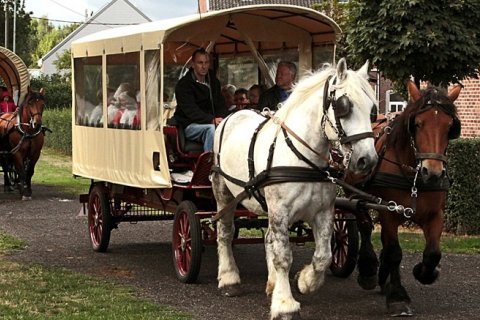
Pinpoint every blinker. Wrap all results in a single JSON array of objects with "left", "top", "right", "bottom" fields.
[{"left": 333, "top": 94, "right": 352, "bottom": 118}]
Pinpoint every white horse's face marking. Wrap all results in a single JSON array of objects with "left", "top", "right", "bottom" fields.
[{"left": 331, "top": 59, "right": 378, "bottom": 174}]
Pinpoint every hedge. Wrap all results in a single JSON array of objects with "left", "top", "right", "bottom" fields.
[
  {"left": 445, "top": 138, "right": 480, "bottom": 235},
  {"left": 30, "top": 74, "right": 71, "bottom": 109},
  {"left": 42, "top": 108, "right": 72, "bottom": 155}
]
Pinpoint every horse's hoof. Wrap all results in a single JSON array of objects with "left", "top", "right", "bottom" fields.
[
  {"left": 220, "top": 284, "right": 242, "bottom": 297},
  {"left": 413, "top": 263, "right": 439, "bottom": 284},
  {"left": 357, "top": 274, "right": 377, "bottom": 290},
  {"left": 272, "top": 311, "right": 302, "bottom": 320},
  {"left": 388, "top": 302, "right": 413, "bottom": 317},
  {"left": 21, "top": 195, "right": 32, "bottom": 201}
]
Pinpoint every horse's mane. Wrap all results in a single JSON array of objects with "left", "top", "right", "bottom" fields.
[
  {"left": 20, "top": 91, "right": 45, "bottom": 108},
  {"left": 275, "top": 63, "right": 376, "bottom": 121},
  {"left": 388, "top": 86, "right": 458, "bottom": 147}
]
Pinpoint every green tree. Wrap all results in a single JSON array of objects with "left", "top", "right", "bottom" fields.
[
  {"left": 312, "top": 0, "right": 350, "bottom": 60},
  {"left": 31, "top": 18, "right": 78, "bottom": 69},
  {"left": 53, "top": 49, "right": 71, "bottom": 71},
  {"left": 345, "top": 0, "right": 480, "bottom": 86},
  {"left": 0, "top": 0, "right": 35, "bottom": 66}
]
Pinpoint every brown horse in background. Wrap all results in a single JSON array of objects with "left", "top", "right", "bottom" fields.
[
  {"left": 350, "top": 81, "right": 462, "bottom": 316},
  {"left": 0, "top": 88, "right": 46, "bottom": 200}
]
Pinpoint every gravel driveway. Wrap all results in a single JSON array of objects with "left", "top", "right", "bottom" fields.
[{"left": 1, "top": 185, "right": 479, "bottom": 319}]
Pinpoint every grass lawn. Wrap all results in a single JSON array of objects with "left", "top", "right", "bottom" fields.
[
  {"left": 32, "top": 147, "right": 91, "bottom": 196},
  {"left": 0, "top": 230, "right": 191, "bottom": 319}
]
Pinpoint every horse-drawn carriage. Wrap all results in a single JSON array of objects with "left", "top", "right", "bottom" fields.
[
  {"left": 72, "top": 4, "right": 353, "bottom": 281},
  {"left": 72, "top": 5, "right": 462, "bottom": 319},
  {"left": 0, "top": 46, "right": 46, "bottom": 199}
]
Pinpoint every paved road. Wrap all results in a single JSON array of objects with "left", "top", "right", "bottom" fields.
[{"left": 1, "top": 186, "right": 479, "bottom": 319}]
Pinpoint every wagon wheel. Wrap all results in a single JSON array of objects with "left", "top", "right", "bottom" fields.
[
  {"left": 87, "top": 184, "right": 112, "bottom": 252},
  {"left": 172, "top": 200, "right": 202, "bottom": 283},
  {"left": 330, "top": 210, "right": 359, "bottom": 278}
]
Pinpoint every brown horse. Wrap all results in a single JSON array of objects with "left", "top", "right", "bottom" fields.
[
  {"left": 350, "top": 81, "right": 462, "bottom": 316},
  {"left": 0, "top": 88, "right": 46, "bottom": 200}
]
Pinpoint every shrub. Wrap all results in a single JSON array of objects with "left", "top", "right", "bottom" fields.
[
  {"left": 30, "top": 74, "right": 71, "bottom": 109},
  {"left": 42, "top": 108, "right": 72, "bottom": 155},
  {"left": 445, "top": 139, "right": 480, "bottom": 235}
]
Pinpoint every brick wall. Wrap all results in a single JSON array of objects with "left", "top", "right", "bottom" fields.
[{"left": 450, "top": 78, "right": 480, "bottom": 138}]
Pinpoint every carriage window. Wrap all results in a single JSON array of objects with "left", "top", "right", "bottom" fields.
[
  {"left": 74, "top": 56, "right": 102, "bottom": 127},
  {"left": 218, "top": 56, "right": 258, "bottom": 91},
  {"left": 145, "top": 50, "right": 161, "bottom": 131},
  {"left": 313, "top": 44, "right": 335, "bottom": 69},
  {"left": 163, "top": 58, "right": 187, "bottom": 126},
  {"left": 106, "top": 52, "right": 140, "bottom": 130}
]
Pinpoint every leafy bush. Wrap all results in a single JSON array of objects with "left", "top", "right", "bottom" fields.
[
  {"left": 445, "top": 139, "right": 480, "bottom": 235},
  {"left": 30, "top": 74, "right": 71, "bottom": 108},
  {"left": 42, "top": 108, "right": 72, "bottom": 155}
]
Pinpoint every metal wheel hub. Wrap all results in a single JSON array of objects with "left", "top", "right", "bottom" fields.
[{"left": 180, "top": 235, "right": 186, "bottom": 251}]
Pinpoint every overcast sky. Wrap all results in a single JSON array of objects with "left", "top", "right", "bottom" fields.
[{"left": 24, "top": 0, "right": 199, "bottom": 26}]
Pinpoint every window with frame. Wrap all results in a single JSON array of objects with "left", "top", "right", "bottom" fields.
[
  {"left": 106, "top": 52, "right": 140, "bottom": 130},
  {"left": 73, "top": 56, "right": 102, "bottom": 127}
]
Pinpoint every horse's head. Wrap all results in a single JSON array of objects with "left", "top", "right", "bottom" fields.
[
  {"left": 405, "top": 81, "right": 461, "bottom": 183},
  {"left": 324, "top": 58, "right": 378, "bottom": 175},
  {"left": 21, "top": 88, "right": 46, "bottom": 130}
]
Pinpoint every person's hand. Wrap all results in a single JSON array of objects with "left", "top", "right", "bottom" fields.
[{"left": 214, "top": 117, "right": 223, "bottom": 126}]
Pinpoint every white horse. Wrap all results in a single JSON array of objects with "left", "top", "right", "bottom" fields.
[{"left": 211, "top": 58, "right": 378, "bottom": 320}]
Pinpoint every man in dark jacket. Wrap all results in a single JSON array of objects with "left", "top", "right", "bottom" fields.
[
  {"left": 257, "top": 61, "right": 297, "bottom": 111},
  {"left": 173, "top": 48, "right": 227, "bottom": 151}
]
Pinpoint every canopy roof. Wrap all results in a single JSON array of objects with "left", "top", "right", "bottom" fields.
[
  {"left": 0, "top": 46, "right": 30, "bottom": 103},
  {"left": 72, "top": 4, "right": 341, "bottom": 61}
]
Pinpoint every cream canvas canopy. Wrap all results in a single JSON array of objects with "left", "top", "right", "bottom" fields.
[
  {"left": 71, "top": 5, "right": 341, "bottom": 189},
  {"left": 0, "top": 46, "right": 30, "bottom": 105}
]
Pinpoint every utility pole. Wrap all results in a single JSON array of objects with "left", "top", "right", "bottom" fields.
[
  {"left": 4, "top": 2, "right": 8, "bottom": 48},
  {"left": 13, "top": 0, "right": 17, "bottom": 52}
]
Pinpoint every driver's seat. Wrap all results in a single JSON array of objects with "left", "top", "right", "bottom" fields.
[{"left": 163, "top": 117, "right": 204, "bottom": 170}]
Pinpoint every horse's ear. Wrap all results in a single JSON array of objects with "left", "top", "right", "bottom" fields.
[
  {"left": 447, "top": 84, "right": 462, "bottom": 102},
  {"left": 39, "top": 88, "right": 45, "bottom": 96},
  {"left": 407, "top": 80, "right": 422, "bottom": 102},
  {"left": 336, "top": 58, "right": 348, "bottom": 82},
  {"left": 356, "top": 60, "right": 369, "bottom": 79}
]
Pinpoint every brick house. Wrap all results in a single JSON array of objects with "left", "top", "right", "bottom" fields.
[
  {"left": 198, "top": 0, "right": 479, "bottom": 138},
  {"left": 452, "top": 78, "right": 480, "bottom": 138}
]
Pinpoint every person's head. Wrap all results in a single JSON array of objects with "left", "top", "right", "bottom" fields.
[
  {"left": 275, "top": 61, "right": 297, "bottom": 90},
  {"left": 234, "top": 88, "right": 249, "bottom": 108},
  {"left": 191, "top": 48, "right": 210, "bottom": 81},
  {"left": 1, "top": 90, "right": 11, "bottom": 101},
  {"left": 222, "top": 84, "right": 236, "bottom": 107},
  {"left": 248, "top": 84, "right": 264, "bottom": 105}
]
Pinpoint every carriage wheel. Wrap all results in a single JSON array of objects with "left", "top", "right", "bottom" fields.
[
  {"left": 87, "top": 184, "right": 112, "bottom": 252},
  {"left": 330, "top": 210, "right": 359, "bottom": 278},
  {"left": 172, "top": 200, "right": 202, "bottom": 283}
]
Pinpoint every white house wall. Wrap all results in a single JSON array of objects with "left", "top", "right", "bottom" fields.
[{"left": 41, "top": 0, "right": 150, "bottom": 75}]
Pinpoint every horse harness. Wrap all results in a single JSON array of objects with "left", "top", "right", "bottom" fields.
[
  {"left": 211, "top": 77, "right": 388, "bottom": 222},
  {"left": 0, "top": 94, "right": 47, "bottom": 155},
  {"left": 367, "top": 100, "right": 459, "bottom": 218}
]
